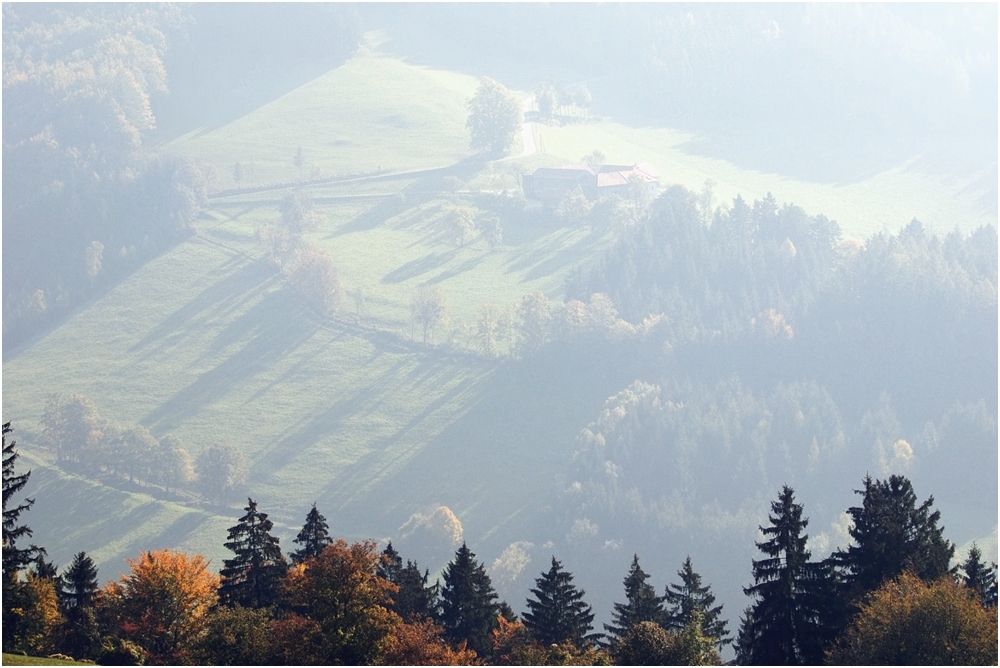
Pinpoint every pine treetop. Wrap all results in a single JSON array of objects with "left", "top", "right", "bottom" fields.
[
  {"left": 439, "top": 542, "right": 499, "bottom": 657},
  {"left": 664, "top": 556, "right": 729, "bottom": 646},
  {"left": 523, "top": 556, "right": 595, "bottom": 647},
  {"left": 3, "top": 422, "right": 41, "bottom": 579},
  {"left": 290, "top": 503, "right": 332, "bottom": 565},
  {"left": 604, "top": 554, "right": 664, "bottom": 641},
  {"left": 219, "top": 497, "right": 287, "bottom": 608}
]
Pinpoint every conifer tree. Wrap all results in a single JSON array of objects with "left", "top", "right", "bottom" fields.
[
  {"left": 523, "top": 556, "right": 596, "bottom": 648},
  {"left": 60, "top": 551, "right": 100, "bottom": 611},
  {"left": 377, "top": 542, "right": 438, "bottom": 620},
  {"left": 736, "top": 486, "right": 831, "bottom": 665},
  {"left": 604, "top": 554, "right": 665, "bottom": 642},
  {"left": 961, "top": 543, "right": 998, "bottom": 608},
  {"left": 833, "top": 475, "right": 953, "bottom": 598},
  {"left": 663, "top": 556, "right": 730, "bottom": 647},
  {"left": 59, "top": 551, "right": 102, "bottom": 660},
  {"left": 219, "top": 498, "right": 287, "bottom": 608},
  {"left": 396, "top": 560, "right": 439, "bottom": 620},
  {"left": 3, "top": 422, "right": 40, "bottom": 580},
  {"left": 377, "top": 541, "right": 403, "bottom": 583},
  {"left": 290, "top": 503, "right": 331, "bottom": 564},
  {"left": 438, "top": 542, "right": 499, "bottom": 657}
]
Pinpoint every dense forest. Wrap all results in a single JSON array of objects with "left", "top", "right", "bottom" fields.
[{"left": 4, "top": 426, "right": 997, "bottom": 664}]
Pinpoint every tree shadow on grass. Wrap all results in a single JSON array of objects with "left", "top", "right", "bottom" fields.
[
  {"left": 381, "top": 251, "right": 457, "bottom": 284},
  {"left": 129, "top": 257, "right": 278, "bottom": 360},
  {"left": 143, "top": 289, "right": 319, "bottom": 434}
]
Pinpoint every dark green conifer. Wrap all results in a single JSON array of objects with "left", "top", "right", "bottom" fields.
[
  {"left": 438, "top": 542, "right": 499, "bottom": 657},
  {"left": 60, "top": 551, "right": 100, "bottom": 611},
  {"left": 833, "top": 475, "right": 953, "bottom": 597},
  {"left": 664, "top": 556, "right": 730, "bottom": 647},
  {"left": 604, "top": 554, "right": 665, "bottom": 642},
  {"left": 523, "top": 556, "right": 596, "bottom": 648},
  {"left": 219, "top": 498, "right": 287, "bottom": 608},
  {"left": 395, "top": 560, "right": 439, "bottom": 620},
  {"left": 3, "top": 422, "right": 40, "bottom": 580},
  {"left": 736, "top": 486, "right": 831, "bottom": 665},
  {"left": 377, "top": 541, "right": 403, "bottom": 583},
  {"left": 289, "top": 503, "right": 332, "bottom": 564},
  {"left": 59, "top": 551, "right": 102, "bottom": 659},
  {"left": 961, "top": 543, "right": 998, "bottom": 608}
]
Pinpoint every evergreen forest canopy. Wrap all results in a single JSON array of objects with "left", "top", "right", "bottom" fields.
[{"left": 1, "top": 4, "right": 996, "bottom": 664}]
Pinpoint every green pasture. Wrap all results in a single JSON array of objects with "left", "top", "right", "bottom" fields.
[
  {"left": 4, "top": 49, "right": 993, "bottom": 584},
  {"left": 536, "top": 121, "right": 994, "bottom": 238}
]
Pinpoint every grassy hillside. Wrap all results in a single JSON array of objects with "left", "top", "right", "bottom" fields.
[
  {"left": 536, "top": 121, "right": 995, "bottom": 238},
  {"left": 3, "top": 49, "right": 994, "bottom": 633}
]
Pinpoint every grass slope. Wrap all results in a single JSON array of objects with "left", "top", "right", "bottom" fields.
[{"left": 3, "top": 50, "right": 993, "bottom": 620}]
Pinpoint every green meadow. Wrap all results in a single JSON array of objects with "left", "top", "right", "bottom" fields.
[{"left": 2, "top": 51, "right": 993, "bottom": 580}]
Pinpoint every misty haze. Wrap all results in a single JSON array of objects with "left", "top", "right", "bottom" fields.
[{"left": 2, "top": 3, "right": 997, "bottom": 665}]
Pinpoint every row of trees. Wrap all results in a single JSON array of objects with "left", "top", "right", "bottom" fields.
[
  {"left": 40, "top": 394, "right": 248, "bottom": 504},
  {"left": 4, "top": 421, "right": 996, "bottom": 664}
]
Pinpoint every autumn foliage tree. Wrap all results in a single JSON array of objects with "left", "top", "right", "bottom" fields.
[
  {"left": 826, "top": 571, "right": 998, "bottom": 665},
  {"left": 278, "top": 539, "right": 401, "bottom": 665},
  {"left": 99, "top": 549, "right": 219, "bottom": 665},
  {"left": 467, "top": 77, "right": 522, "bottom": 155}
]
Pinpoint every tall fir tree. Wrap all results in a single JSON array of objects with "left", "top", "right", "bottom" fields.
[
  {"left": 523, "top": 556, "right": 596, "bottom": 648},
  {"left": 396, "top": 560, "right": 439, "bottom": 620},
  {"left": 604, "top": 554, "right": 665, "bottom": 642},
  {"left": 219, "top": 498, "right": 287, "bottom": 608},
  {"left": 961, "top": 543, "right": 998, "bottom": 608},
  {"left": 736, "top": 486, "right": 832, "bottom": 665},
  {"left": 833, "top": 475, "right": 953, "bottom": 598},
  {"left": 59, "top": 552, "right": 102, "bottom": 660},
  {"left": 289, "top": 503, "right": 332, "bottom": 564},
  {"left": 377, "top": 541, "right": 403, "bottom": 583},
  {"left": 3, "top": 422, "right": 40, "bottom": 580},
  {"left": 438, "top": 542, "right": 499, "bottom": 657},
  {"left": 664, "top": 556, "right": 730, "bottom": 647}
]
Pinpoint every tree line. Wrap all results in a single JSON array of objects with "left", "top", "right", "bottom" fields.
[{"left": 4, "top": 422, "right": 996, "bottom": 665}]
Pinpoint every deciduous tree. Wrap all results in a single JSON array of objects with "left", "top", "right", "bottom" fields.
[
  {"left": 287, "top": 245, "right": 344, "bottom": 316},
  {"left": 100, "top": 549, "right": 218, "bottom": 665},
  {"left": 826, "top": 571, "right": 998, "bottom": 665},
  {"left": 467, "top": 77, "right": 522, "bottom": 155},
  {"left": 279, "top": 539, "right": 400, "bottom": 665},
  {"left": 412, "top": 284, "right": 449, "bottom": 345},
  {"left": 196, "top": 442, "right": 248, "bottom": 506}
]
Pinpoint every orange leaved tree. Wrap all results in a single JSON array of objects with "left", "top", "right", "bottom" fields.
[{"left": 100, "top": 549, "right": 218, "bottom": 665}]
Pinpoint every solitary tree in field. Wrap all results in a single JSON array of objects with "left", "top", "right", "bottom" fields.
[
  {"left": 196, "top": 442, "right": 248, "bottom": 506},
  {"left": 467, "top": 77, "right": 522, "bottom": 155},
  {"left": 411, "top": 284, "right": 449, "bottom": 345}
]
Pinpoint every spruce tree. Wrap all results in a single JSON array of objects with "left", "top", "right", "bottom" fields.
[
  {"left": 60, "top": 551, "right": 100, "bottom": 611},
  {"left": 59, "top": 552, "right": 102, "bottom": 659},
  {"left": 219, "top": 498, "right": 287, "bottom": 608},
  {"left": 289, "top": 503, "right": 332, "bottom": 564},
  {"left": 523, "top": 556, "right": 596, "bottom": 648},
  {"left": 664, "top": 556, "right": 730, "bottom": 647},
  {"left": 377, "top": 541, "right": 403, "bottom": 583},
  {"left": 834, "top": 475, "right": 953, "bottom": 597},
  {"left": 438, "top": 542, "right": 499, "bottom": 657},
  {"left": 604, "top": 554, "right": 665, "bottom": 642},
  {"left": 736, "top": 486, "right": 831, "bottom": 665},
  {"left": 395, "top": 560, "right": 439, "bottom": 620},
  {"left": 2, "top": 422, "right": 40, "bottom": 580},
  {"left": 961, "top": 543, "right": 998, "bottom": 608}
]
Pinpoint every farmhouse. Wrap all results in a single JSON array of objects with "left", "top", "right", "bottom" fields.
[{"left": 523, "top": 163, "right": 660, "bottom": 202}]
